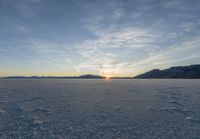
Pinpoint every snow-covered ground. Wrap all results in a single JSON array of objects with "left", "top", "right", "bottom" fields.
[{"left": 0, "top": 79, "right": 200, "bottom": 139}]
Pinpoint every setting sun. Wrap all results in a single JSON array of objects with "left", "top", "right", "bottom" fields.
[{"left": 105, "top": 75, "right": 111, "bottom": 80}]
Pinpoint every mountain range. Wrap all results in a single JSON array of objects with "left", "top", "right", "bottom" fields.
[
  {"left": 1, "top": 65, "right": 200, "bottom": 79},
  {"left": 135, "top": 64, "right": 200, "bottom": 79},
  {"left": 1, "top": 74, "right": 104, "bottom": 79}
]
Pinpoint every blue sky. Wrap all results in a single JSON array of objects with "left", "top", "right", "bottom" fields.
[{"left": 0, "top": 0, "right": 200, "bottom": 77}]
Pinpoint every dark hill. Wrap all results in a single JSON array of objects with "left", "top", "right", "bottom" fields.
[
  {"left": 135, "top": 65, "right": 200, "bottom": 79},
  {"left": 78, "top": 74, "right": 103, "bottom": 79}
]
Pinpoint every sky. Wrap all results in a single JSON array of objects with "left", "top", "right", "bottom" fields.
[{"left": 0, "top": 0, "right": 200, "bottom": 77}]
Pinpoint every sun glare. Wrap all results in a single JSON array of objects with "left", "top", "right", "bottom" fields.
[{"left": 105, "top": 75, "right": 111, "bottom": 80}]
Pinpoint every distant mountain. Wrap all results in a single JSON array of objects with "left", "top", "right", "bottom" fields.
[
  {"left": 135, "top": 65, "right": 200, "bottom": 79},
  {"left": 1, "top": 74, "right": 104, "bottom": 79},
  {"left": 78, "top": 74, "right": 103, "bottom": 79}
]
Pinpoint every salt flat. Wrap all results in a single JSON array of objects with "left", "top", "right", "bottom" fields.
[{"left": 0, "top": 79, "right": 200, "bottom": 139}]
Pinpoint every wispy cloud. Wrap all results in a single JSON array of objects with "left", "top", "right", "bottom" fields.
[
  {"left": 181, "top": 22, "right": 195, "bottom": 32},
  {"left": 14, "top": 0, "right": 45, "bottom": 17},
  {"left": 20, "top": 40, "right": 78, "bottom": 70},
  {"left": 0, "top": 48, "right": 5, "bottom": 52},
  {"left": 162, "top": 1, "right": 184, "bottom": 9},
  {"left": 0, "top": 0, "right": 200, "bottom": 76},
  {"left": 112, "top": 8, "right": 125, "bottom": 20},
  {"left": 75, "top": 25, "right": 162, "bottom": 76},
  {"left": 21, "top": 0, "right": 200, "bottom": 76},
  {"left": 129, "top": 36, "right": 200, "bottom": 74}
]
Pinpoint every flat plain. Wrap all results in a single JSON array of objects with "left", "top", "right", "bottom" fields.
[{"left": 0, "top": 79, "right": 200, "bottom": 139}]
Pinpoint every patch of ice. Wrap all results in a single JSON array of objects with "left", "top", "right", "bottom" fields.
[
  {"left": 186, "top": 116, "right": 193, "bottom": 120},
  {"left": 33, "top": 120, "right": 43, "bottom": 125},
  {"left": 33, "top": 107, "right": 51, "bottom": 113},
  {"left": 159, "top": 108, "right": 168, "bottom": 111},
  {"left": 0, "top": 109, "right": 5, "bottom": 114},
  {"left": 186, "top": 116, "right": 200, "bottom": 124}
]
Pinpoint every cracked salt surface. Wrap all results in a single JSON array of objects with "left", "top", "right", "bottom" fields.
[{"left": 0, "top": 79, "right": 200, "bottom": 139}]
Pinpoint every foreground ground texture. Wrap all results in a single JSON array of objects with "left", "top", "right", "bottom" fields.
[{"left": 0, "top": 79, "right": 200, "bottom": 139}]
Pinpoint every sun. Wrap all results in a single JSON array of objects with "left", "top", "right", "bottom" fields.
[{"left": 105, "top": 75, "right": 111, "bottom": 80}]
